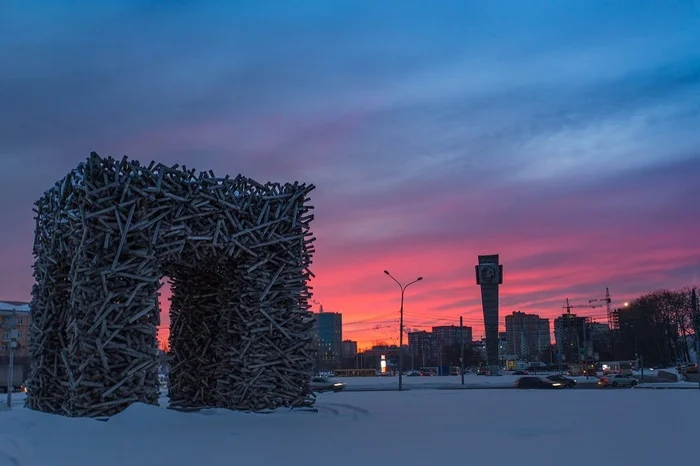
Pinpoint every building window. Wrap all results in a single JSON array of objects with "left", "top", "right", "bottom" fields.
[
  {"left": 17, "top": 332, "right": 22, "bottom": 339},
  {"left": 2, "top": 332, "right": 8, "bottom": 341},
  {"left": 17, "top": 317, "right": 23, "bottom": 325},
  {"left": 1, "top": 344, "right": 7, "bottom": 352}
]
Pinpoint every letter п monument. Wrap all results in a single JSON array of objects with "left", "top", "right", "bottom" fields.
[
  {"left": 26, "top": 152, "right": 316, "bottom": 417},
  {"left": 475, "top": 254, "right": 503, "bottom": 375}
]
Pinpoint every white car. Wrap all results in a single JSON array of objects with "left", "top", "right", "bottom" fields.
[{"left": 598, "top": 374, "right": 638, "bottom": 387}]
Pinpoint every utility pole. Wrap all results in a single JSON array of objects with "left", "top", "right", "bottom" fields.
[
  {"left": 631, "top": 323, "right": 644, "bottom": 382},
  {"left": 460, "top": 316, "right": 465, "bottom": 385},
  {"left": 557, "top": 328, "right": 563, "bottom": 374},
  {"left": 8, "top": 335, "right": 15, "bottom": 408},
  {"left": 582, "top": 318, "right": 588, "bottom": 379},
  {"left": 575, "top": 331, "right": 581, "bottom": 375},
  {"left": 4, "top": 311, "right": 17, "bottom": 408}
]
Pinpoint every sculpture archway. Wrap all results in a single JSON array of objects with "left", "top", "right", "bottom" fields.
[{"left": 27, "top": 153, "right": 316, "bottom": 417}]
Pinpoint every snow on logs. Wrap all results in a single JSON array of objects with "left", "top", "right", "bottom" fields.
[{"left": 27, "top": 152, "right": 316, "bottom": 417}]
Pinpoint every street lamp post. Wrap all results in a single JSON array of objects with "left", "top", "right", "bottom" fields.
[{"left": 384, "top": 270, "right": 423, "bottom": 391}]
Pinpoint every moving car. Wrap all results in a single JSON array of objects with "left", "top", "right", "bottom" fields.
[
  {"left": 544, "top": 374, "right": 576, "bottom": 388},
  {"left": 309, "top": 377, "right": 346, "bottom": 393},
  {"left": 598, "top": 374, "right": 638, "bottom": 387},
  {"left": 514, "top": 376, "right": 565, "bottom": 389}
]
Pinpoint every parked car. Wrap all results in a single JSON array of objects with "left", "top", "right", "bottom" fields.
[
  {"left": 512, "top": 370, "right": 529, "bottom": 375},
  {"left": 598, "top": 374, "right": 638, "bottom": 387},
  {"left": 514, "top": 376, "right": 565, "bottom": 389},
  {"left": 685, "top": 364, "right": 698, "bottom": 374},
  {"left": 477, "top": 368, "right": 490, "bottom": 376},
  {"left": 0, "top": 366, "right": 25, "bottom": 393},
  {"left": 309, "top": 377, "right": 346, "bottom": 393},
  {"left": 545, "top": 374, "right": 577, "bottom": 388}
]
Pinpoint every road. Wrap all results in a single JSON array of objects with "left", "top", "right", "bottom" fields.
[{"left": 344, "top": 383, "right": 608, "bottom": 391}]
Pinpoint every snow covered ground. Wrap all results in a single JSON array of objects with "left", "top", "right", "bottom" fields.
[
  {"left": 1, "top": 389, "right": 698, "bottom": 466},
  {"left": 635, "top": 381, "right": 699, "bottom": 389}
]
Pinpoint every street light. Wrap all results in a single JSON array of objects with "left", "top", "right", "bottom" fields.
[{"left": 384, "top": 270, "right": 423, "bottom": 391}]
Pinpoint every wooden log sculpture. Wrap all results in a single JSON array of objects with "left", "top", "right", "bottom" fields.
[{"left": 26, "top": 152, "right": 316, "bottom": 417}]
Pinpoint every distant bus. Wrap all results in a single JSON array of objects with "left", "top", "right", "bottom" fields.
[
  {"left": 333, "top": 369, "right": 376, "bottom": 377},
  {"left": 599, "top": 361, "right": 634, "bottom": 375},
  {"left": 567, "top": 363, "right": 596, "bottom": 376}
]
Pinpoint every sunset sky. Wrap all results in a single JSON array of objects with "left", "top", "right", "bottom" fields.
[{"left": 1, "top": 1, "right": 699, "bottom": 350}]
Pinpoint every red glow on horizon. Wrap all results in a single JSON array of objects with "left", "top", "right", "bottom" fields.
[{"left": 155, "top": 239, "right": 700, "bottom": 352}]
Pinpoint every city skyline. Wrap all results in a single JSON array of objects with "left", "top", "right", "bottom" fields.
[{"left": 1, "top": 1, "right": 699, "bottom": 350}]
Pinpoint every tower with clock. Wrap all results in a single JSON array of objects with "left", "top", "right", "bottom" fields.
[{"left": 475, "top": 254, "right": 503, "bottom": 375}]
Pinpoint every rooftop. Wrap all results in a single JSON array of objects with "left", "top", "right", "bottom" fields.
[{"left": 0, "top": 301, "right": 31, "bottom": 313}]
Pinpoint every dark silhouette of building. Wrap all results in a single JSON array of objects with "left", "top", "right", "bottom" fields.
[
  {"left": 340, "top": 340, "right": 358, "bottom": 369},
  {"left": 408, "top": 331, "right": 433, "bottom": 369},
  {"left": 554, "top": 313, "right": 586, "bottom": 364},
  {"left": 432, "top": 325, "right": 473, "bottom": 350},
  {"left": 361, "top": 345, "right": 401, "bottom": 373},
  {"left": 314, "top": 307, "right": 342, "bottom": 372},
  {"left": 505, "top": 311, "right": 550, "bottom": 361},
  {"left": 408, "top": 326, "right": 472, "bottom": 369},
  {"left": 341, "top": 340, "right": 357, "bottom": 358}
]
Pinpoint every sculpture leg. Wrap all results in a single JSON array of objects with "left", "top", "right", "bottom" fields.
[
  {"left": 167, "top": 265, "right": 223, "bottom": 409},
  {"left": 67, "top": 253, "right": 161, "bottom": 417}
]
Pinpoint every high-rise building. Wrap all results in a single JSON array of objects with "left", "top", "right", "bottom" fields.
[
  {"left": 589, "top": 322, "right": 610, "bottom": 338},
  {"left": 431, "top": 325, "right": 472, "bottom": 351},
  {"left": 341, "top": 340, "right": 357, "bottom": 358},
  {"left": 504, "top": 311, "right": 551, "bottom": 361},
  {"left": 554, "top": 313, "right": 586, "bottom": 363},
  {"left": 407, "top": 326, "right": 472, "bottom": 369},
  {"left": 536, "top": 320, "right": 551, "bottom": 355},
  {"left": 407, "top": 331, "right": 433, "bottom": 369},
  {"left": 313, "top": 308, "right": 342, "bottom": 372}
]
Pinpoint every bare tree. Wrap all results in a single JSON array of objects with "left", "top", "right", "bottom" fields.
[{"left": 619, "top": 288, "right": 695, "bottom": 366}]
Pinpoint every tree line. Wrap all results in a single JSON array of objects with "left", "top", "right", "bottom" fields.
[{"left": 611, "top": 287, "right": 699, "bottom": 367}]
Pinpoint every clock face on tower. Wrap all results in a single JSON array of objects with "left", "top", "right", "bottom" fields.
[{"left": 479, "top": 264, "right": 498, "bottom": 284}]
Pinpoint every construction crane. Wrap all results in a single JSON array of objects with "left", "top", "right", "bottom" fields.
[
  {"left": 562, "top": 298, "right": 603, "bottom": 314},
  {"left": 587, "top": 287, "right": 615, "bottom": 329},
  {"left": 561, "top": 287, "right": 612, "bottom": 317},
  {"left": 560, "top": 294, "right": 607, "bottom": 375}
]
